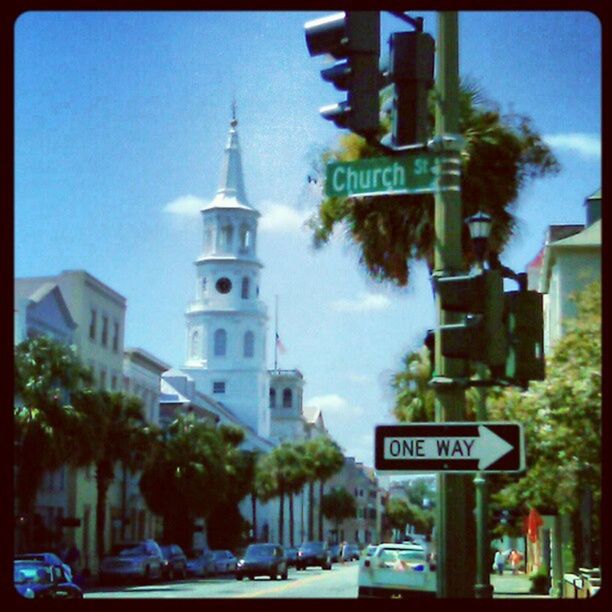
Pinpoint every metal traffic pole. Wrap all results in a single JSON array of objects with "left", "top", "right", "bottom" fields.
[{"left": 433, "top": 12, "right": 476, "bottom": 598}]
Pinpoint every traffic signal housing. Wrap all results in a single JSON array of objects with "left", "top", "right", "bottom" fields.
[
  {"left": 504, "top": 290, "right": 545, "bottom": 386},
  {"left": 435, "top": 270, "right": 507, "bottom": 373},
  {"left": 387, "top": 31, "right": 435, "bottom": 146},
  {"left": 304, "top": 12, "right": 380, "bottom": 135}
]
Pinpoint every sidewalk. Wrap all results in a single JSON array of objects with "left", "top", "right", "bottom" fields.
[{"left": 491, "top": 571, "right": 549, "bottom": 599}]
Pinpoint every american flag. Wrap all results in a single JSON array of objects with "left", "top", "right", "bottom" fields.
[{"left": 275, "top": 332, "right": 286, "bottom": 353}]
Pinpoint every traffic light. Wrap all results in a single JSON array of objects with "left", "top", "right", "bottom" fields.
[
  {"left": 503, "top": 290, "right": 545, "bottom": 386},
  {"left": 304, "top": 12, "right": 380, "bottom": 135},
  {"left": 387, "top": 31, "right": 435, "bottom": 146},
  {"left": 436, "top": 270, "right": 507, "bottom": 372}
]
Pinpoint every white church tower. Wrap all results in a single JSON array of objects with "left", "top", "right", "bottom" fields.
[{"left": 182, "top": 105, "right": 270, "bottom": 438}]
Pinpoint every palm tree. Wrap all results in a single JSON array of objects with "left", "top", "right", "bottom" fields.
[
  {"left": 71, "top": 389, "right": 152, "bottom": 561},
  {"left": 307, "top": 80, "right": 560, "bottom": 287},
  {"left": 302, "top": 437, "right": 345, "bottom": 541},
  {"left": 282, "top": 443, "right": 309, "bottom": 547},
  {"left": 14, "top": 336, "right": 93, "bottom": 551},
  {"left": 254, "top": 451, "right": 283, "bottom": 543}
]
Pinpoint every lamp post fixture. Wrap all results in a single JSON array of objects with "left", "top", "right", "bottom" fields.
[
  {"left": 466, "top": 210, "right": 495, "bottom": 598},
  {"left": 466, "top": 211, "right": 492, "bottom": 268}
]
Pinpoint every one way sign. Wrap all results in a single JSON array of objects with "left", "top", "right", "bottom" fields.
[{"left": 375, "top": 422, "right": 525, "bottom": 473}]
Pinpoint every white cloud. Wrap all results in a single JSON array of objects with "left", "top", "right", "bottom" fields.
[
  {"left": 258, "top": 201, "right": 310, "bottom": 234},
  {"left": 162, "top": 194, "right": 208, "bottom": 217},
  {"left": 543, "top": 133, "right": 601, "bottom": 159},
  {"left": 330, "top": 293, "right": 392, "bottom": 313},
  {"left": 307, "top": 394, "right": 363, "bottom": 418}
]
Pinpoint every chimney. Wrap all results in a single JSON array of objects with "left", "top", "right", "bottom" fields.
[{"left": 584, "top": 188, "right": 601, "bottom": 226}]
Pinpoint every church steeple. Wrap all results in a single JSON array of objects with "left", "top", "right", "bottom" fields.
[{"left": 205, "top": 101, "right": 255, "bottom": 212}]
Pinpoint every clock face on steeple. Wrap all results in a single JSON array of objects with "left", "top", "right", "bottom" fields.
[{"left": 216, "top": 277, "right": 232, "bottom": 294}]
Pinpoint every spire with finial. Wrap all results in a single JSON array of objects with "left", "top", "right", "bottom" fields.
[
  {"left": 204, "top": 97, "right": 256, "bottom": 212},
  {"left": 231, "top": 96, "right": 238, "bottom": 128}
]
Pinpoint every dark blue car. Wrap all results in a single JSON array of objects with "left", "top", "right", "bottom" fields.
[{"left": 14, "top": 559, "right": 83, "bottom": 599}]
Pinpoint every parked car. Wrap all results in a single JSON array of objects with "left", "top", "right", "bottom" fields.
[
  {"left": 211, "top": 550, "right": 237, "bottom": 574},
  {"left": 235, "top": 543, "right": 288, "bottom": 581},
  {"left": 99, "top": 540, "right": 164, "bottom": 585},
  {"left": 329, "top": 544, "right": 341, "bottom": 562},
  {"left": 284, "top": 547, "right": 299, "bottom": 567},
  {"left": 358, "top": 543, "right": 436, "bottom": 598},
  {"left": 14, "top": 559, "right": 83, "bottom": 599},
  {"left": 160, "top": 544, "right": 188, "bottom": 580},
  {"left": 345, "top": 544, "right": 361, "bottom": 561},
  {"left": 185, "top": 548, "right": 215, "bottom": 577},
  {"left": 14, "top": 552, "right": 73, "bottom": 582},
  {"left": 296, "top": 541, "right": 332, "bottom": 571}
]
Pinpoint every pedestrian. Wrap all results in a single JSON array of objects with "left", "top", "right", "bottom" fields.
[
  {"left": 493, "top": 549, "right": 506, "bottom": 575},
  {"left": 508, "top": 549, "right": 523, "bottom": 575},
  {"left": 340, "top": 541, "right": 348, "bottom": 565}
]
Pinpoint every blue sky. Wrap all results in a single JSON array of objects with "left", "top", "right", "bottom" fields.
[{"left": 14, "top": 11, "right": 601, "bottom": 470}]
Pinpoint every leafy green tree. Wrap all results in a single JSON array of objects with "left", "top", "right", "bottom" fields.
[
  {"left": 488, "top": 281, "right": 601, "bottom": 566},
  {"left": 71, "top": 389, "right": 152, "bottom": 560},
  {"left": 321, "top": 487, "right": 357, "bottom": 543},
  {"left": 139, "top": 415, "right": 239, "bottom": 551},
  {"left": 384, "top": 497, "right": 433, "bottom": 539},
  {"left": 307, "top": 81, "right": 559, "bottom": 287},
  {"left": 207, "top": 430, "right": 257, "bottom": 551},
  {"left": 14, "top": 336, "right": 93, "bottom": 550}
]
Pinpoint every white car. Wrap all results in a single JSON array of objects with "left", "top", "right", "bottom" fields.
[{"left": 358, "top": 543, "right": 436, "bottom": 599}]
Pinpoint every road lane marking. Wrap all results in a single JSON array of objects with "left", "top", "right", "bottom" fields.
[{"left": 231, "top": 567, "right": 351, "bottom": 598}]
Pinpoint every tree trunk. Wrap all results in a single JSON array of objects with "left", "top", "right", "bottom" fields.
[
  {"left": 95, "top": 462, "right": 113, "bottom": 561},
  {"left": 251, "top": 492, "right": 257, "bottom": 541},
  {"left": 308, "top": 481, "right": 314, "bottom": 540},
  {"left": 318, "top": 480, "right": 324, "bottom": 541},
  {"left": 279, "top": 482, "right": 285, "bottom": 546},
  {"left": 289, "top": 492, "right": 294, "bottom": 547}
]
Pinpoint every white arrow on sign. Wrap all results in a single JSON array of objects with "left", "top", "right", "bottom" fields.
[{"left": 383, "top": 425, "right": 514, "bottom": 470}]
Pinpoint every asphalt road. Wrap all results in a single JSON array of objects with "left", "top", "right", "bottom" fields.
[{"left": 84, "top": 563, "right": 360, "bottom": 599}]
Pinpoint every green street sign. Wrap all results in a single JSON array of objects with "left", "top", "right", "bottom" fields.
[{"left": 325, "top": 152, "right": 440, "bottom": 198}]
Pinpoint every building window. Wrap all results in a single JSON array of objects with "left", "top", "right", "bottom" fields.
[
  {"left": 100, "top": 368, "right": 107, "bottom": 390},
  {"left": 239, "top": 224, "right": 251, "bottom": 253},
  {"left": 213, "top": 381, "right": 226, "bottom": 394},
  {"left": 123, "top": 376, "right": 130, "bottom": 392},
  {"left": 89, "top": 309, "right": 97, "bottom": 341},
  {"left": 269, "top": 388, "right": 276, "bottom": 408},
  {"left": 214, "top": 329, "right": 227, "bottom": 356},
  {"left": 101, "top": 315, "right": 109, "bottom": 347},
  {"left": 220, "top": 224, "right": 233, "bottom": 251},
  {"left": 244, "top": 331, "right": 254, "bottom": 357},
  {"left": 282, "top": 388, "right": 292, "bottom": 408},
  {"left": 241, "top": 277, "right": 250, "bottom": 299},
  {"left": 204, "top": 228, "right": 213, "bottom": 253},
  {"left": 112, "top": 321, "right": 120, "bottom": 352},
  {"left": 111, "top": 374, "right": 117, "bottom": 390},
  {"left": 191, "top": 330, "right": 200, "bottom": 357}
]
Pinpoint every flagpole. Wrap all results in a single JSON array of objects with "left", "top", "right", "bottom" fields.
[{"left": 274, "top": 294, "right": 279, "bottom": 370}]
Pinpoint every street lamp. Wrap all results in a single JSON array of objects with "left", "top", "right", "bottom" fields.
[
  {"left": 466, "top": 211, "right": 492, "bottom": 267},
  {"left": 466, "top": 209, "right": 494, "bottom": 599}
]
